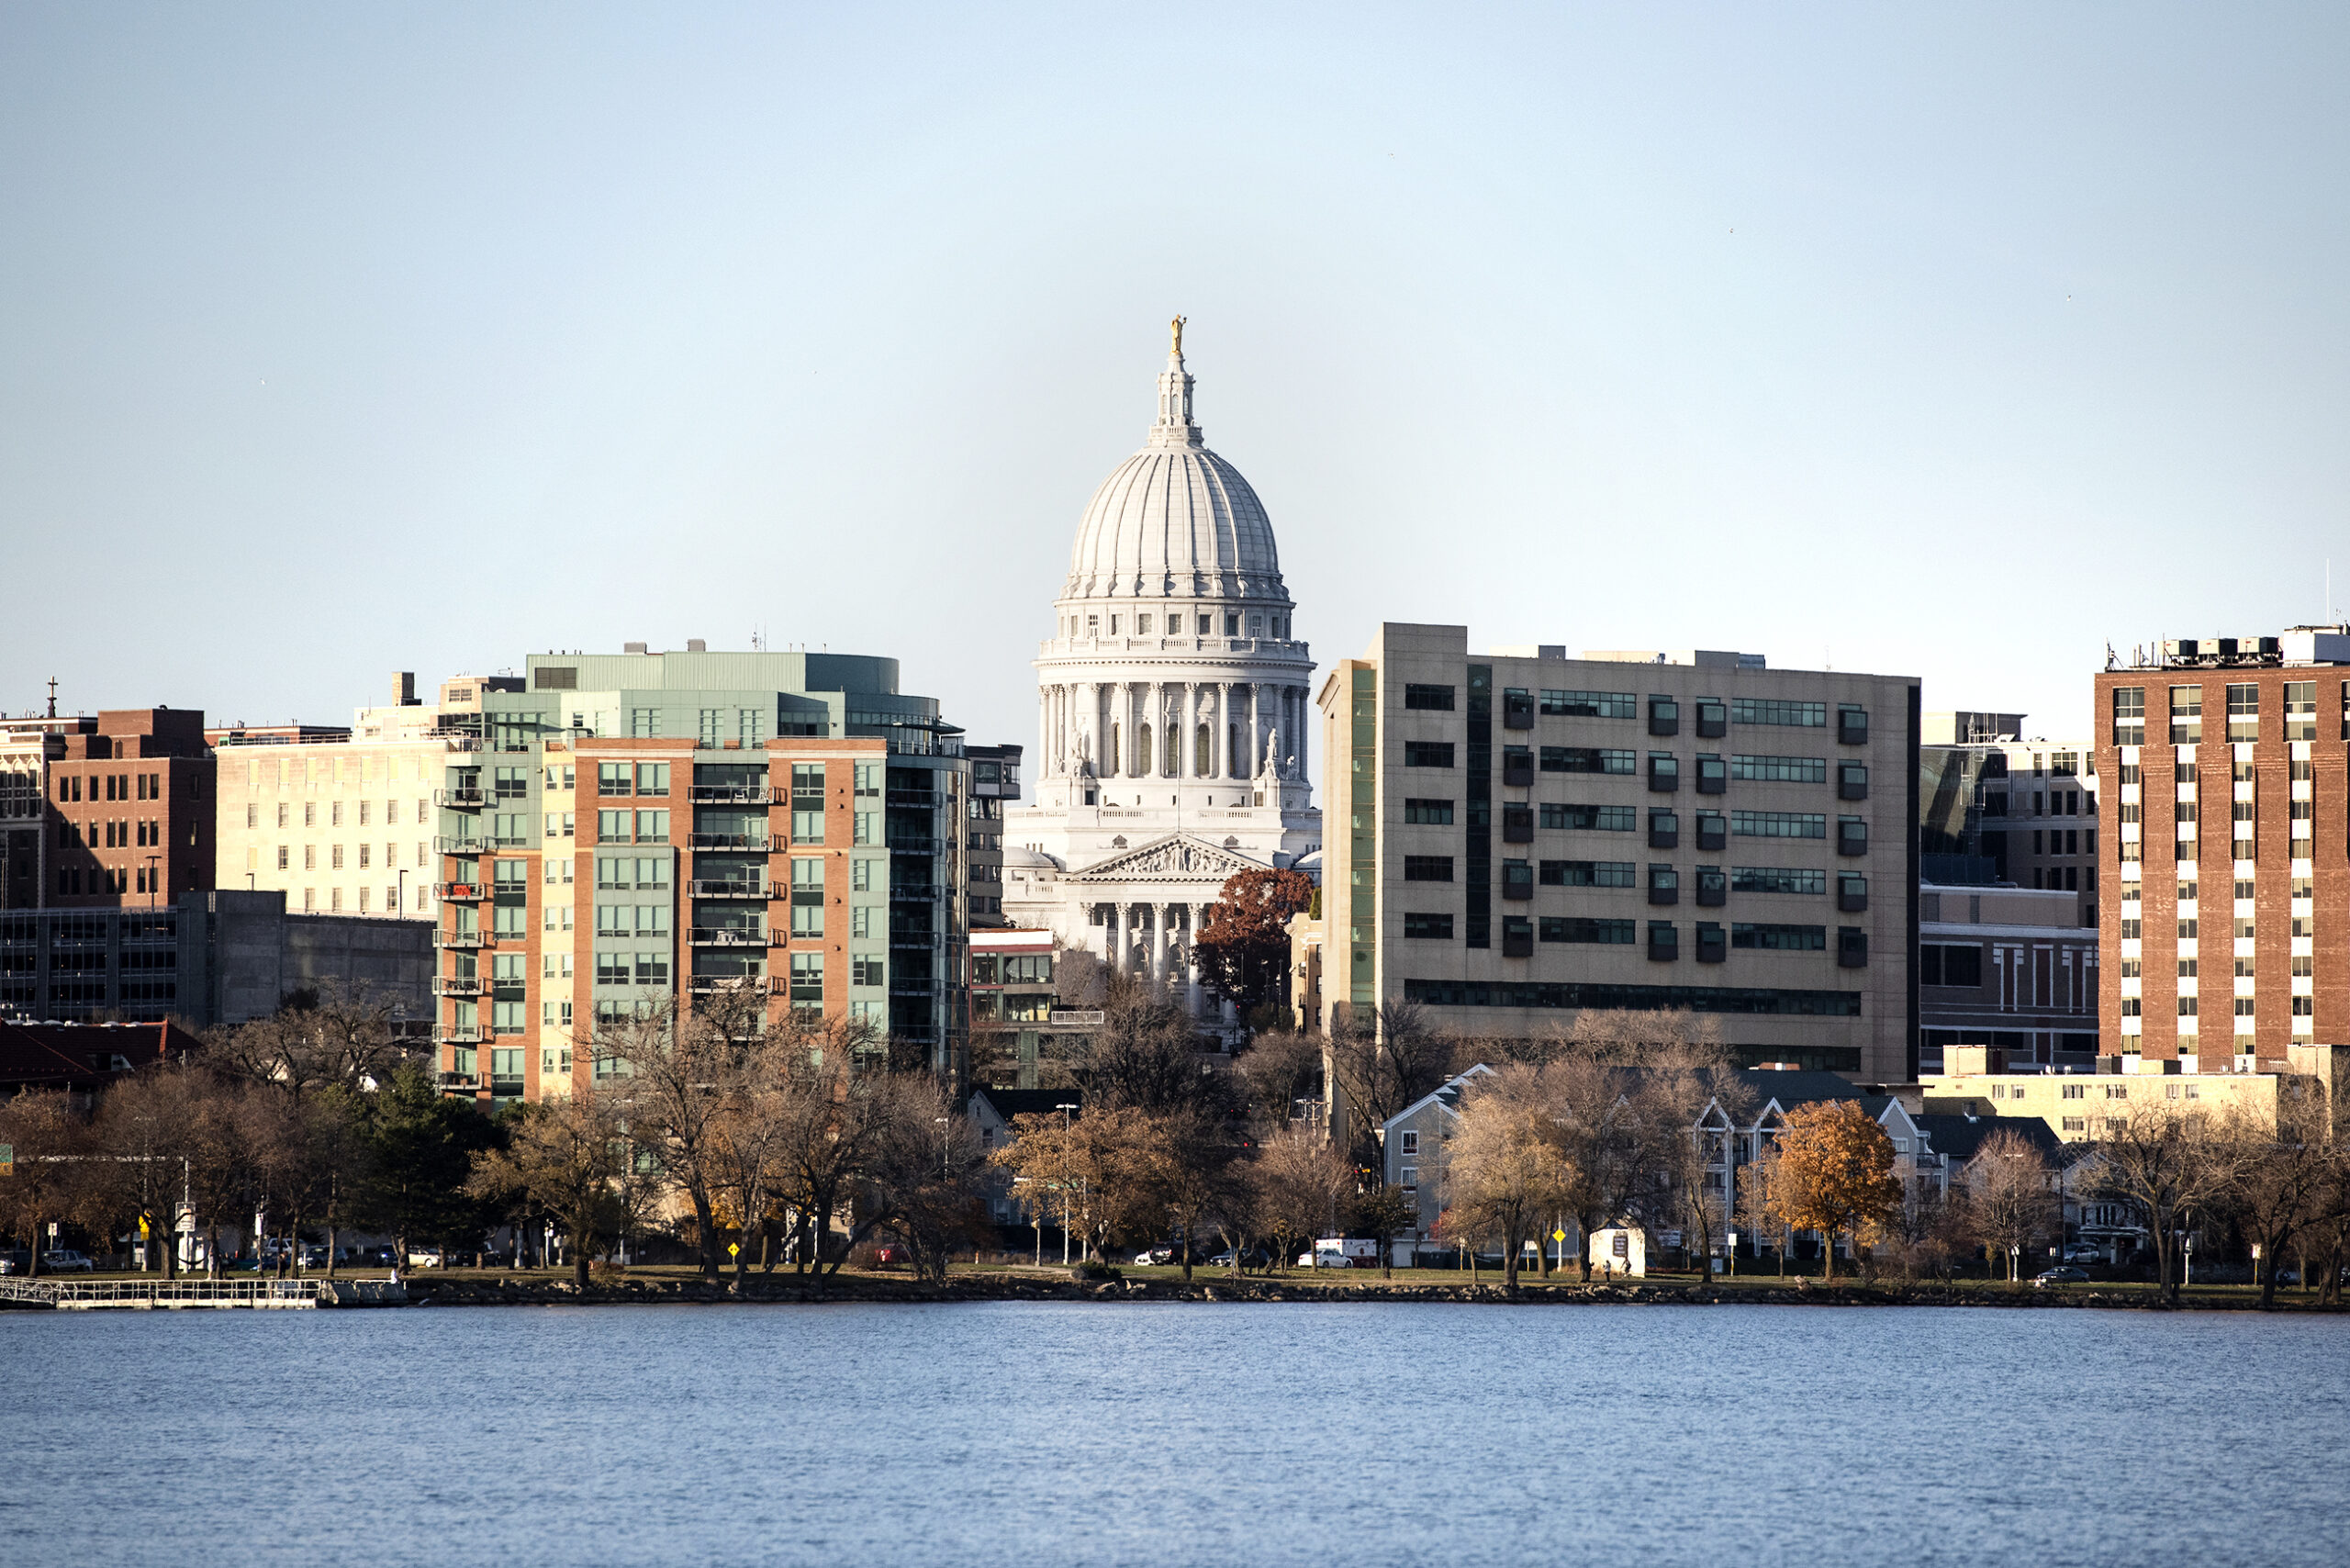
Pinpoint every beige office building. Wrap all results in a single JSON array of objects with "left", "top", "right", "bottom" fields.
[
  {"left": 215, "top": 684, "right": 482, "bottom": 923},
  {"left": 1317, "top": 624, "right": 1919, "bottom": 1082}
]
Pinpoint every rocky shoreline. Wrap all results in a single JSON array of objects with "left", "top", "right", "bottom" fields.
[{"left": 393, "top": 1273, "right": 2344, "bottom": 1312}]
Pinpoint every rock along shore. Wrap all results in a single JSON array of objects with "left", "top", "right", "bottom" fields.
[{"left": 391, "top": 1273, "right": 2344, "bottom": 1313}]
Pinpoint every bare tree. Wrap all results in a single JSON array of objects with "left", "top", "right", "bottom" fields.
[
  {"left": 1445, "top": 1064, "right": 1577, "bottom": 1292},
  {"left": 2080, "top": 1103, "right": 2245, "bottom": 1304},
  {"left": 0, "top": 1090, "right": 84, "bottom": 1279},
  {"left": 592, "top": 995, "right": 769, "bottom": 1281},
  {"left": 209, "top": 980, "right": 416, "bottom": 1103},
  {"left": 858, "top": 1075, "right": 991, "bottom": 1281},
  {"left": 1234, "top": 1030, "right": 1323, "bottom": 1130},
  {"left": 1249, "top": 1125, "right": 1355, "bottom": 1274},
  {"left": 1325, "top": 999, "right": 1457, "bottom": 1169},
  {"left": 467, "top": 1088, "right": 650, "bottom": 1288},
  {"left": 1959, "top": 1127, "right": 2057, "bottom": 1282},
  {"left": 2222, "top": 1090, "right": 2334, "bottom": 1309}
]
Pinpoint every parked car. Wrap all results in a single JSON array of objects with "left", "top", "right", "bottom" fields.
[
  {"left": 1129, "top": 1247, "right": 1176, "bottom": 1266},
  {"left": 405, "top": 1247, "right": 445, "bottom": 1269},
  {"left": 0, "top": 1250, "right": 29, "bottom": 1275},
  {"left": 41, "top": 1250, "right": 96, "bottom": 1272},
  {"left": 298, "top": 1244, "right": 330, "bottom": 1268},
  {"left": 2033, "top": 1266, "right": 2090, "bottom": 1287},
  {"left": 2061, "top": 1244, "right": 2105, "bottom": 1264},
  {"left": 1295, "top": 1251, "right": 1352, "bottom": 1269},
  {"left": 1208, "top": 1248, "right": 1270, "bottom": 1270}
]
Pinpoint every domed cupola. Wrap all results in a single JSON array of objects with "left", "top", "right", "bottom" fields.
[{"left": 1062, "top": 319, "right": 1287, "bottom": 606}]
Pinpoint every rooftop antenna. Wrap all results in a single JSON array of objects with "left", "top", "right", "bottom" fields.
[{"left": 46, "top": 678, "right": 57, "bottom": 719}]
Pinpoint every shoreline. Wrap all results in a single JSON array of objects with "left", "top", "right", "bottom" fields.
[{"left": 381, "top": 1272, "right": 2344, "bottom": 1313}]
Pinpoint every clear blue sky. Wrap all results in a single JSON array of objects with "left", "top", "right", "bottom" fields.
[{"left": 5, "top": 5, "right": 2344, "bottom": 768}]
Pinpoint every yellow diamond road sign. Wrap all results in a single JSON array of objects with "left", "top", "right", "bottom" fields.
[
  {"left": 1552, "top": 1229, "right": 1566, "bottom": 1242},
  {"left": 728, "top": 1242, "right": 740, "bottom": 1257}
]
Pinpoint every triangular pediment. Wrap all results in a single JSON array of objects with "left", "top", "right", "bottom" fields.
[{"left": 1069, "top": 832, "right": 1270, "bottom": 884}]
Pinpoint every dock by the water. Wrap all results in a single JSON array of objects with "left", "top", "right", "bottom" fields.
[{"left": 0, "top": 1277, "right": 407, "bottom": 1310}]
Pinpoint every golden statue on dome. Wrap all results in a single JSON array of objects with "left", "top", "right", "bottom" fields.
[{"left": 1169, "top": 315, "right": 1186, "bottom": 356}]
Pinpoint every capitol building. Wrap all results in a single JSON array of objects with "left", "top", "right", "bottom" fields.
[{"left": 1002, "top": 324, "right": 1321, "bottom": 1017}]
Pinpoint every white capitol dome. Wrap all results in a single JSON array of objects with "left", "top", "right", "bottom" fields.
[
  {"left": 1061, "top": 325, "right": 1289, "bottom": 608},
  {"left": 1008, "top": 321, "right": 1322, "bottom": 1030}
]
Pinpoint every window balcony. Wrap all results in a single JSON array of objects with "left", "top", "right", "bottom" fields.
[
  {"left": 438, "top": 1071, "right": 480, "bottom": 1092},
  {"left": 1695, "top": 817, "right": 1727, "bottom": 852},
  {"left": 1649, "top": 883, "right": 1679, "bottom": 907},
  {"left": 1695, "top": 875, "right": 1727, "bottom": 908},
  {"left": 690, "top": 786, "right": 774, "bottom": 804},
  {"left": 1839, "top": 710, "right": 1869, "bottom": 746},
  {"left": 687, "top": 974, "right": 770, "bottom": 996},
  {"left": 1649, "top": 814, "right": 1679, "bottom": 851},
  {"left": 1648, "top": 926, "right": 1678, "bottom": 962},
  {"left": 890, "top": 884, "right": 942, "bottom": 902},
  {"left": 435, "top": 835, "right": 487, "bottom": 857},
  {"left": 1502, "top": 922, "right": 1533, "bottom": 958},
  {"left": 434, "top": 931, "right": 487, "bottom": 949},
  {"left": 1502, "top": 692, "right": 1535, "bottom": 731},
  {"left": 438, "top": 1025, "right": 485, "bottom": 1045},
  {"left": 1649, "top": 700, "right": 1680, "bottom": 737},
  {"left": 1501, "top": 806, "right": 1534, "bottom": 844},
  {"left": 1838, "top": 877, "right": 1869, "bottom": 913},
  {"left": 1695, "top": 926, "right": 1727, "bottom": 964},
  {"left": 886, "top": 789, "right": 939, "bottom": 807},
  {"left": 435, "top": 788, "right": 485, "bottom": 809},
  {"left": 1695, "top": 701, "right": 1727, "bottom": 739},
  {"left": 434, "top": 881, "right": 486, "bottom": 901},
  {"left": 689, "top": 926, "right": 769, "bottom": 946},
  {"left": 1839, "top": 764, "right": 1870, "bottom": 801},
  {"left": 688, "top": 879, "right": 766, "bottom": 898},
  {"left": 431, "top": 977, "right": 485, "bottom": 997},
  {"left": 1838, "top": 930, "right": 1869, "bottom": 969},
  {"left": 689, "top": 832, "right": 772, "bottom": 852}
]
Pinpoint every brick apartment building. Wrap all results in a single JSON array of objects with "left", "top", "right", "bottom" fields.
[
  {"left": 2, "top": 710, "right": 215, "bottom": 909},
  {"left": 2097, "top": 626, "right": 2350, "bottom": 1068},
  {"left": 430, "top": 648, "right": 968, "bottom": 1103}
]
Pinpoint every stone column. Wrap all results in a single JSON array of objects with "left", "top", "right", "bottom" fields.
[
  {"left": 1182, "top": 682, "right": 1198, "bottom": 779},
  {"left": 1185, "top": 902, "right": 1203, "bottom": 1016},
  {"left": 1109, "top": 903, "right": 1126, "bottom": 973}
]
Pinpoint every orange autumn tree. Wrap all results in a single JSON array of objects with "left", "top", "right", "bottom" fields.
[{"left": 1765, "top": 1099, "right": 1902, "bottom": 1279}]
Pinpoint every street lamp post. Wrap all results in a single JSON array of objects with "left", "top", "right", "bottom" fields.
[{"left": 1056, "top": 1103, "right": 1077, "bottom": 1265}]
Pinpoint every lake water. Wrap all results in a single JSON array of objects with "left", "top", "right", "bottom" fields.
[{"left": 5, "top": 1302, "right": 2344, "bottom": 1567}]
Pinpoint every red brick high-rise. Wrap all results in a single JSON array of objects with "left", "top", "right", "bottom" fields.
[
  {"left": 41, "top": 710, "right": 216, "bottom": 908},
  {"left": 2095, "top": 630, "right": 2350, "bottom": 1069}
]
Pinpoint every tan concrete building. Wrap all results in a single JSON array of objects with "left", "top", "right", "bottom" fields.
[
  {"left": 1318, "top": 625, "right": 1919, "bottom": 1081},
  {"left": 215, "top": 711, "right": 474, "bottom": 924},
  {"left": 1921, "top": 1041, "right": 2349, "bottom": 1144}
]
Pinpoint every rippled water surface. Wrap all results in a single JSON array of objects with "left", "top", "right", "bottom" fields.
[{"left": 6, "top": 1301, "right": 2345, "bottom": 1567}]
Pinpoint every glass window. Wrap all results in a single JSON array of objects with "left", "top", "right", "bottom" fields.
[
  {"left": 1403, "top": 684, "right": 1455, "bottom": 711},
  {"left": 1403, "top": 856, "right": 1455, "bottom": 881},
  {"left": 1729, "top": 699, "right": 1826, "bottom": 728},
  {"left": 1404, "top": 799, "right": 1455, "bottom": 824},
  {"left": 1730, "top": 811, "right": 1827, "bottom": 839},
  {"left": 1729, "top": 755, "right": 1827, "bottom": 783},
  {"left": 1541, "top": 690, "right": 1635, "bottom": 719}
]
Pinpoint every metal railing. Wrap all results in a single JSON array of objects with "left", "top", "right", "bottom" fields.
[
  {"left": 435, "top": 788, "right": 486, "bottom": 808},
  {"left": 434, "top": 882, "right": 486, "bottom": 901},
  {"left": 688, "top": 833, "right": 772, "bottom": 852},
  {"left": 688, "top": 879, "right": 766, "bottom": 898},
  {"left": 0, "top": 1277, "right": 323, "bottom": 1309},
  {"left": 434, "top": 932, "right": 487, "bottom": 949},
  {"left": 688, "top": 926, "right": 768, "bottom": 946},
  {"left": 435, "top": 836, "right": 487, "bottom": 856},
  {"left": 431, "top": 978, "right": 485, "bottom": 997},
  {"left": 689, "top": 786, "right": 773, "bottom": 804}
]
